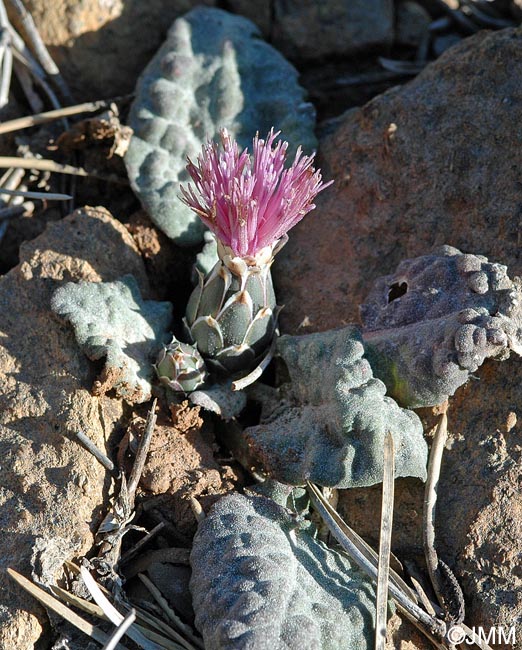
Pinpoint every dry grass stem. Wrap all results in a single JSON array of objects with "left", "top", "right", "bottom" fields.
[
  {"left": 0, "top": 186, "right": 72, "bottom": 200},
  {"left": 138, "top": 573, "right": 204, "bottom": 650},
  {"left": 6, "top": 0, "right": 72, "bottom": 101},
  {"left": 0, "top": 98, "right": 127, "bottom": 135},
  {"left": 103, "top": 610, "right": 136, "bottom": 650},
  {"left": 127, "top": 399, "right": 157, "bottom": 505},
  {"left": 7, "top": 568, "right": 128, "bottom": 648},
  {"left": 423, "top": 411, "right": 449, "bottom": 611},
  {"left": 76, "top": 430, "right": 116, "bottom": 472},
  {"left": 375, "top": 432, "right": 395, "bottom": 650},
  {"left": 119, "top": 521, "right": 166, "bottom": 564}
]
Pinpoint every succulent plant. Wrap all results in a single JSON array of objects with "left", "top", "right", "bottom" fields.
[
  {"left": 244, "top": 325, "right": 427, "bottom": 488},
  {"left": 155, "top": 336, "right": 207, "bottom": 393},
  {"left": 190, "top": 491, "right": 376, "bottom": 650},
  {"left": 181, "top": 128, "right": 332, "bottom": 377},
  {"left": 125, "top": 6, "right": 317, "bottom": 246},
  {"left": 361, "top": 246, "right": 522, "bottom": 407},
  {"left": 51, "top": 275, "right": 173, "bottom": 403}
]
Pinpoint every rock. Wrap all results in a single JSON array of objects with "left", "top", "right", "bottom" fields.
[
  {"left": 125, "top": 6, "right": 316, "bottom": 245},
  {"left": 126, "top": 402, "right": 239, "bottom": 538},
  {"left": 0, "top": 206, "right": 148, "bottom": 647},
  {"left": 226, "top": 0, "right": 272, "bottom": 36},
  {"left": 275, "top": 28, "right": 522, "bottom": 335},
  {"left": 7, "top": 0, "right": 216, "bottom": 101},
  {"left": 395, "top": 1, "right": 431, "bottom": 48},
  {"left": 271, "top": 0, "right": 394, "bottom": 61},
  {"left": 274, "top": 28, "right": 522, "bottom": 644},
  {"left": 437, "top": 356, "right": 522, "bottom": 645}
]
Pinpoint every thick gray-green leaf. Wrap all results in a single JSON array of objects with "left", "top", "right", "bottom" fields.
[
  {"left": 125, "top": 6, "right": 317, "bottom": 246},
  {"left": 361, "top": 246, "right": 522, "bottom": 407},
  {"left": 190, "top": 492, "right": 375, "bottom": 650},
  {"left": 245, "top": 326, "right": 427, "bottom": 488},
  {"left": 189, "top": 382, "right": 246, "bottom": 420},
  {"left": 51, "top": 275, "right": 172, "bottom": 403}
]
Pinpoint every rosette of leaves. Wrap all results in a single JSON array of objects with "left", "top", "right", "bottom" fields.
[
  {"left": 190, "top": 491, "right": 376, "bottom": 650},
  {"left": 244, "top": 326, "right": 427, "bottom": 488},
  {"left": 125, "top": 6, "right": 317, "bottom": 245},
  {"left": 361, "top": 246, "right": 522, "bottom": 407}
]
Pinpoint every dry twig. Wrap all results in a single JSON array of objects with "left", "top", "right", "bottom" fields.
[
  {"left": 375, "top": 432, "right": 395, "bottom": 650},
  {"left": 0, "top": 97, "right": 130, "bottom": 135}
]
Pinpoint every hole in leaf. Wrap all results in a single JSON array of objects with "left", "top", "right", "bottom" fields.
[{"left": 388, "top": 281, "right": 408, "bottom": 303}]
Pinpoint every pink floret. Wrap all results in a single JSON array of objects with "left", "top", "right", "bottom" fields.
[{"left": 180, "top": 128, "right": 333, "bottom": 258}]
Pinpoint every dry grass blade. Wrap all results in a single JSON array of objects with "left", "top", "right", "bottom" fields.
[
  {"left": 423, "top": 411, "right": 448, "bottom": 610},
  {"left": 0, "top": 98, "right": 128, "bottom": 135},
  {"left": 119, "top": 522, "right": 165, "bottom": 564},
  {"left": 80, "top": 566, "right": 166, "bottom": 650},
  {"left": 0, "top": 186, "right": 72, "bottom": 200},
  {"left": 103, "top": 610, "right": 137, "bottom": 650},
  {"left": 375, "top": 432, "right": 395, "bottom": 650},
  {"left": 53, "top": 569, "right": 187, "bottom": 650},
  {"left": 0, "top": 156, "right": 128, "bottom": 184},
  {"left": 7, "top": 568, "right": 129, "bottom": 649},
  {"left": 138, "top": 573, "right": 204, "bottom": 650},
  {"left": 378, "top": 57, "right": 425, "bottom": 75},
  {"left": 6, "top": 0, "right": 72, "bottom": 101},
  {"left": 0, "top": 155, "right": 88, "bottom": 175},
  {"left": 0, "top": 0, "right": 13, "bottom": 108},
  {"left": 432, "top": 0, "right": 479, "bottom": 32},
  {"left": 306, "top": 482, "right": 418, "bottom": 604},
  {"left": 51, "top": 584, "right": 107, "bottom": 619},
  {"left": 0, "top": 39, "right": 12, "bottom": 108},
  {"left": 306, "top": 482, "right": 448, "bottom": 646},
  {"left": 132, "top": 604, "right": 195, "bottom": 649},
  {"left": 127, "top": 399, "right": 157, "bottom": 504},
  {"left": 76, "top": 430, "right": 116, "bottom": 472}
]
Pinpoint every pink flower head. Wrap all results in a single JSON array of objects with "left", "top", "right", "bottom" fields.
[{"left": 180, "top": 128, "right": 332, "bottom": 258}]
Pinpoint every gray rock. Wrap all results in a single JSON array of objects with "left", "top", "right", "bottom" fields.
[
  {"left": 190, "top": 492, "right": 376, "bottom": 650},
  {"left": 272, "top": 0, "right": 394, "bottom": 61},
  {"left": 245, "top": 326, "right": 427, "bottom": 488},
  {"left": 52, "top": 275, "right": 172, "bottom": 403},
  {"left": 0, "top": 207, "right": 146, "bottom": 648},
  {"left": 125, "top": 6, "right": 317, "bottom": 246}
]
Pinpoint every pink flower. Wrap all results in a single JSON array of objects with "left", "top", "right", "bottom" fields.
[{"left": 180, "top": 128, "right": 332, "bottom": 258}]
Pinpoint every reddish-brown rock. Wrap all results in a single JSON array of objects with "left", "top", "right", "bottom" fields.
[
  {"left": 7, "top": 0, "right": 215, "bottom": 100},
  {"left": 274, "top": 28, "right": 522, "bottom": 648},
  {"left": 0, "top": 206, "right": 148, "bottom": 648},
  {"left": 275, "top": 27, "right": 522, "bottom": 335}
]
